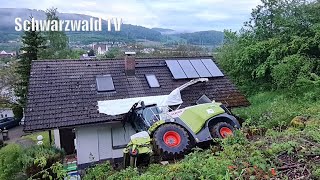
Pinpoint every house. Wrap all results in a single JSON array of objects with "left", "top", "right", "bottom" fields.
[
  {"left": 92, "top": 44, "right": 108, "bottom": 55},
  {"left": 0, "top": 50, "right": 15, "bottom": 58},
  {"left": 141, "top": 48, "right": 155, "bottom": 54},
  {"left": 80, "top": 54, "right": 96, "bottom": 60},
  {"left": 0, "top": 108, "right": 14, "bottom": 119},
  {"left": 23, "top": 53, "right": 249, "bottom": 169}
]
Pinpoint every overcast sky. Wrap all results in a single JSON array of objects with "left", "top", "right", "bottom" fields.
[{"left": 3, "top": 0, "right": 261, "bottom": 32}]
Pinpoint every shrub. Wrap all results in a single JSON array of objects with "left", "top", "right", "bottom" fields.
[
  {"left": 271, "top": 55, "right": 308, "bottom": 88},
  {"left": 304, "top": 120, "right": 320, "bottom": 143},
  {"left": 83, "top": 162, "right": 113, "bottom": 180},
  {"left": 108, "top": 167, "right": 139, "bottom": 180},
  {"left": 0, "top": 144, "right": 23, "bottom": 180},
  {"left": 313, "top": 168, "right": 320, "bottom": 179},
  {"left": 12, "top": 104, "right": 23, "bottom": 121},
  {"left": 20, "top": 146, "right": 65, "bottom": 179}
]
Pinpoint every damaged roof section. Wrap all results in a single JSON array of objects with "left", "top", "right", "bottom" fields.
[{"left": 24, "top": 56, "right": 249, "bottom": 131}]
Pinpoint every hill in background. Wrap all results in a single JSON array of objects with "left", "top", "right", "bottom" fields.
[{"left": 0, "top": 8, "right": 224, "bottom": 47}]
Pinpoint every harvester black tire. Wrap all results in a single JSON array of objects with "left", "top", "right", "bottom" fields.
[
  {"left": 123, "top": 153, "right": 130, "bottom": 168},
  {"left": 153, "top": 124, "right": 191, "bottom": 156},
  {"left": 210, "top": 122, "right": 235, "bottom": 139}
]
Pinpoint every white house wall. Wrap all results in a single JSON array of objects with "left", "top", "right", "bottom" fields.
[
  {"left": 75, "top": 123, "right": 136, "bottom": 165},
  {"left": 0, "top": 109, "right": 14, "bottom": 119},
  {"left": 75, "top": 126, "right": 100, "bottom": 164}
]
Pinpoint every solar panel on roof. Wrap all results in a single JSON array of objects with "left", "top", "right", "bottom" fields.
[
  {"left": 96, "top": 75, "right": 115, "bottom": 92},
  {"left": 190, "top": 60, "right": 212, "bottom": 78},
  {"left": 165, "top": 60, "right": 187, "bottom": 79},
  {"left": 145, "top": 74, "right": 160, "bottom": 88},
  {"left": 178, "top": 60, "right": 200, "bottom": 78},
  {"left": 201, "top": 59, "right": 224, "bottom": 77}
]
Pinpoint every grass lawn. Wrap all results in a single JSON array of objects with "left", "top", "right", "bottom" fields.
[
  {"left": 233, "top": 91, "right": 320, "bottom": 129},
  {"left": 21, "top": 131, "right": 54, "bottom": 147}
]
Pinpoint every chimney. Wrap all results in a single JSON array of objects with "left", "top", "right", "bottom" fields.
[{"left": 125, "top": 52, "right": 136, "bottom": 76}]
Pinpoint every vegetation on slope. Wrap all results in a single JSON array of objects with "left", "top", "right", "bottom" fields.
[
  {"left": 234, "top": 90, "right": 320, "bottom": 129},
  {"left": 216, "top": 0, "right": 320, "bottom": 93},
  {"left": 0, "top": 144, "right": 65, "bottom": 180}
]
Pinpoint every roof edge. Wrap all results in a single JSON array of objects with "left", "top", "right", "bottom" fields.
[
  {"left": 31, "top": 55, "right": 214, "bottom": 62},
  {"left": 23, "top": 119, "right": 122, "bottom": 132}
]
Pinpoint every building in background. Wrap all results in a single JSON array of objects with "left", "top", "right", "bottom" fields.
[
  {"left": 0, "top": 50, "right": 15, "bottom": 58},
  {"left": 0, "top": 108, "right": 14, "bottom": 119},
  {"left": 93, "top": 44, "right": 108, "bottom": 55}
]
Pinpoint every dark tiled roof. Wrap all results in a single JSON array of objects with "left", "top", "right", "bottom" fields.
[{"left": 24, "top": 56, "right": 249, "bottom": 131}]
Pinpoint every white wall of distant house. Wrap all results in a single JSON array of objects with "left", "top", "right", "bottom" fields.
[
  {"left": 75, "top": 123, "right": 136, "bottom": 165},
  {"left": 0, "top": 108, "right": 14, "bottom": 119}
]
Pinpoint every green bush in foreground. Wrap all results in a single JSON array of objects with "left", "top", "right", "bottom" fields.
[
  {"left": 83, "top": 163, "right": 113, "bottom": 180},
  {"left": 314, "top": 168, "right": 320, "bottom": 179},
  {"left": 21, "top": 146, "right": 65, "bottom": 178},
  {"left": 0, "top": 144, "right": 23, "bottom": 180},
  {"left": 0, "top": 145, "right": 66, "bottom": 180}
]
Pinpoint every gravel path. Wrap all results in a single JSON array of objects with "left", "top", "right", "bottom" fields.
[
  {"left": 3, "top": 125, "right": 36, "bottom": 147},
  {"left": 5, "top": 125, "right": 26, "bottom": 143}
]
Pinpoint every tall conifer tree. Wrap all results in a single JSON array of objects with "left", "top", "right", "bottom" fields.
[{"left": 15, "top": 16, "right": 45, "bottom": 107}]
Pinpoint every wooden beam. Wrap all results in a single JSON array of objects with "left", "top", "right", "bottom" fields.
[{"left": 48, "top": 130, "right": 52, "bottom": 145}]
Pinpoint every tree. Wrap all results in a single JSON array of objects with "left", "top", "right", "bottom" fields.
[
  {"left": 245, "top": 0, "right": 310, "bottom": 40},
  {"left": 15, "top": 17, "right": 45, "bottom": 107},
  {"left": 0, "top": 62, "right": 18, "bottom": 105},
  {"left": 88, "top": 49, "right": 95, "bottom": 57},
  {"left": 217, "top": 0, "right": 320, "bottom": 92},
  {"left": 39, "top": 7, "right": 69, "bottom": 59},
  {"left": 105, "top": 48, "right": 121, "bottom": 58}
]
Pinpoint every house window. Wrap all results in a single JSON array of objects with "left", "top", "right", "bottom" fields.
[
  {"left": 111, "top": 125, "right": 135, "bottom": 149},
  {"left": 0, "top": 114, "right": 3, "bottom": 118},
  {"left": 96, "top": 75, "right": 115, "bottom": 92},
  {"left": 4, "top": 114, "right": 7, "bottom": 117},
  {"left": 145, "top": 74, "right": 160, "bottom": 88}
]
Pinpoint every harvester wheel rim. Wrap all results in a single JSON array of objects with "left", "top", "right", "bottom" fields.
[
  {"left": 219, "top": 127, "right": 233, "bottom": 138},
  {"left": 129, "top": 148, "right": 139, "bottom": 157},
  {"left": 163, "top": 131, "right": 181, "bottom": 147},
  {"left": 131, "top": 149, "right": 138, "bottom": 155}
]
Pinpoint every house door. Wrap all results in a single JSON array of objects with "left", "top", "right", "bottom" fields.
[{"left": 59, "top": 128, "right": 75, "bottom": 155}]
